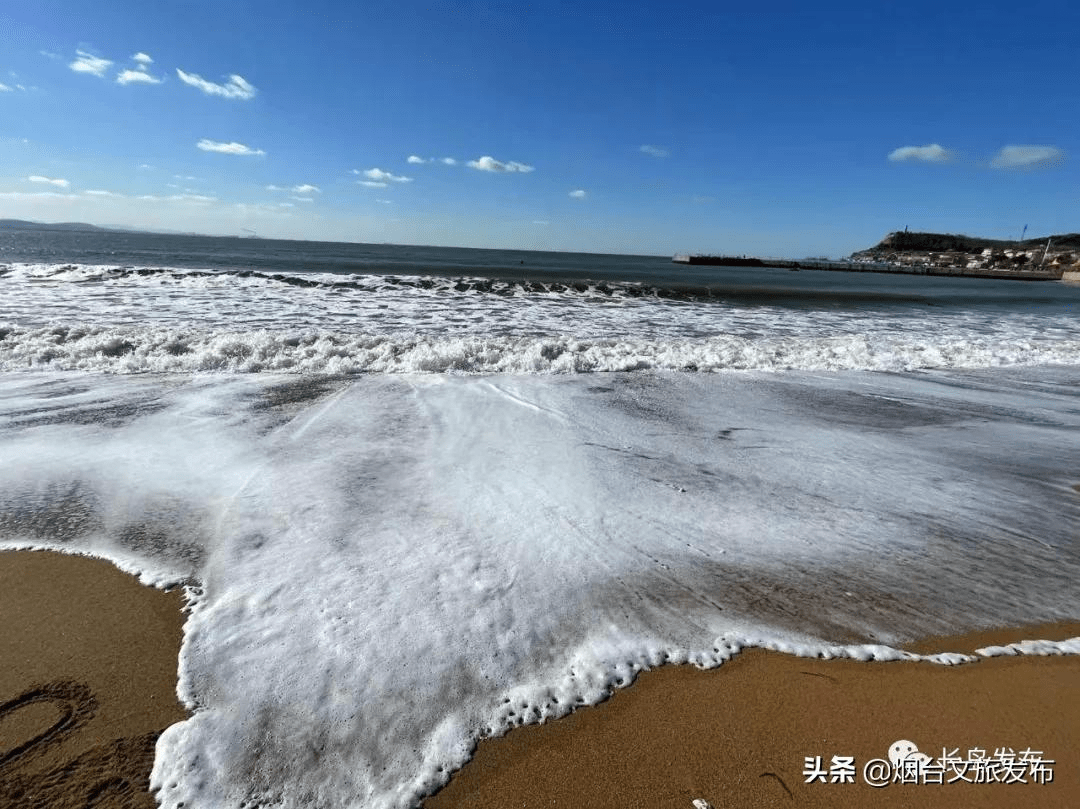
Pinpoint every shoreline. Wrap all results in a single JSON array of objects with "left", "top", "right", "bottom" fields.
[
  {"left": 2, "top": 548, "right": 1078, "bottom": 809},
  {"left": 426, "top": 627, "right": 1080, "bottom": 809}
]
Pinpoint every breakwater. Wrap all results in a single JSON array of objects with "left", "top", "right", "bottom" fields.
[{"left": 672, "top": 255, "right": 1064, "bottom": 281}]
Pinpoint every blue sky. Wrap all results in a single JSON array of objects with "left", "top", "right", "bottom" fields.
[{"left": 1, "top": 0, "right": 1076, "bottom": 256}]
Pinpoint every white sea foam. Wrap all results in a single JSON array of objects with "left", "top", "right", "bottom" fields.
[
  {"left": 3, "top": 255, "right": 1079, "bottom": 808},
  {"left": 2, "top": 263, "right": 1079, "bottom": 368},
  {"left": 1, "top": 370, "right": 1078, "bottom": 808},
  {"left": 2, "top": 324, "right": 1080, "bottom": 374}
]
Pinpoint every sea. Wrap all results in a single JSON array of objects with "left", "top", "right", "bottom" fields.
[{"left": 1, "top": 226, "right": 1079, "bottom": 808}]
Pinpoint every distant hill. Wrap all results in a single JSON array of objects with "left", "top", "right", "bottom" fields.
[
  {"left": 0, "top": 219, "right": 205, "bottom": 236},
  {"left": 855, "top": 230, "right": 1080, "bottom": 256},
  {"left": 0, "top": 218, "right": 110, "bottom": 232}
]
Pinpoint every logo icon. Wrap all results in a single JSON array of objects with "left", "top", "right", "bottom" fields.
[{"left": 888, "top": 739, "right": 934, "bottom": 769}]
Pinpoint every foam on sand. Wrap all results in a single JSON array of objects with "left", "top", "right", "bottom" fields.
[{"left": 1, "top": 369, "right": 1078, "bottom": 808}]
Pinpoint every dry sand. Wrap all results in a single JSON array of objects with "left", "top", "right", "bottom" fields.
[{"left": 2, "top": 549, "right": 1078, "bottom": 809}]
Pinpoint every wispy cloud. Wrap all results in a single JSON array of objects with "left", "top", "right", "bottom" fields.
[
  {"left": 117, "top": 69, "right": 162, "bottom": 85},
  {"left": 0, "top": 83, "right": 11, "bottom": 92},
  {"left": 137, "top": 163, "right": 154, "bottom": 170},
  {"left": 289, "top": 196, "right": 314, "bottom": 202},
  {"left": 267, "top": 183, "right": 320, "bottom": 193},
  {"left": 70, "top": 50, "right": 112, "bottom": 78},
  {"left": 887, "top": 144, "right": 952, "bottom": 163},
  {"left": 236, "top": 202, "right": 294, "bottom": 214},
  {"left": 358, "top": 181, "right": 387, "bottom": 188},
  {"left": 532, "top": 220, "right": 550, "bottom": 225},
  {"left": 442, "top": 157, "right": 457, "bottom": 165},
  {"left": 362, "top": 168, "right": 412, "bottom": 183},
  {"left": 28, "top": 175, "right": 70, "bottom": 188},
  {"left": 467, "top": 156, "right": 534, "bottom": 173},
  {"left": 197, "top": 138, "right": 265, "bottom": 156},
  {"left": 640, "top": 144, "right": 668, "bottom": 158},
  {"left": 989, "top": 144, "right": 1066, "bottom": 170},
  {"left": 133, "top": 52, "right": 153, "bottom": 65},
  {"left": 84, "top": 189, "right": 121, "bottom": 196},
  {"left": 138, "top": 193, "right": 217, "bottom": 203},
  {"left": 376, "top": 199, "right": 395, "bottom": 204},
  {"left": 40, "top": 50, "right": 61, "bottom": 60},
  {"left": 569, "top": 189, "right": 586, "bottom": 199},
  {"left": 0, "top": 191, "right": 78, "bottom": 200},
  {"left": 407, "top": 155, "right": 428, "bottom": 164},
  {"left": 177, "top": 69, "right": 257, "bottom": 100}
]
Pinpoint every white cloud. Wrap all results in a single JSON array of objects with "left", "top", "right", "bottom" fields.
[
  {"left": 84, "top": 189, "right": 120, "bottom": 196},
  {"left": 174, "top": 174, "right": 199, "bottom": 180},
  {"left": 442, "top": 157, "right": 457, "bottom": 165},
  {"left": 569, "top": 189, "right": 586, "bottom": 198},
  {"left": 40, "top": 51, "right": 61, "bottom": 60},
  {"left": 117, "top": 69, "right": 162, "bottom": 85},
  {"left": 137, "top": 163, "right": 154, "bottom": 170},
  {"left": 467, "top": 156, "right": 534, "bottom": 173},
  {"left": 236, "top": 202, "right": 293, "bottom": 215},
  {"left": 28, "top": 175, "right": 70, "bottom": 188},
  {"left": 138, "top": 193, "right": 217, "bottom": 202},
  {"left": 176, "top": 69, "right": 257, "bottom": 100},
  {"left": 197, "top": 138, "right": 265, "bottom": 156},
  {"left": 0, "top": 191, "right": 78, "bottom": 200},
  {"left": 887, "top": 144, "right": 952, "bottom": 163},
  {"left": 268, "top": 183, "right": 320, "bottom": 194},
  {"left": 289, "top": 196, "right": 314, "bottom": 202},
  {"left": 376, "top": 199, "right": 394, "bottom": 204},
  {"left": 532, "top": 220, "right": 549, "bottom": 225},
  {"left": 363, "top": 168, "right": 412, "bottom": 183},
  {"left": 407, "top": 155, "right": 428, "bottom": 164},
  {"left": 0, "top": 83, "right": 10, "bottom": 92},
  {"left": 70, "top": 50, "right": 112, "bottom": 78},
  {"left": 359, "top": 181, "right": 387, "bottom": 188},
  {"left": 640, "top": 144, "right": 668, "bottom": 157},
  {"left": 133, "top": 52, "right": 153, "bottom": 65},
  {"left": 989, "top": 144, "right": 1065, "bottom": 170}
]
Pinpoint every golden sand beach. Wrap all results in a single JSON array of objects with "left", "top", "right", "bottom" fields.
[{"left": 1, "top": 550, "right": 1077, "bottom": 809}]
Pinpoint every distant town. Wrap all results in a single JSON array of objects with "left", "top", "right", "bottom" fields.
[
  {"left": 675, "top": 230, "right": 1080, "bottom": 282},
  {"left": 852, "top": 230, "right": 1080, "bottom": 275}
]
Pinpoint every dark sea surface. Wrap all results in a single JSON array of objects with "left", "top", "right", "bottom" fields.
[{"left": 3, "top": 225, "right": 1078, "bottom": 309}]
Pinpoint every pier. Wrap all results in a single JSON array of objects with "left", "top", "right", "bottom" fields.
[{"left": 672, "top": 254, "right": 1064, "bottom": 281}]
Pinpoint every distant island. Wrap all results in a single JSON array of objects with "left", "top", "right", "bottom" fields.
[
  {"left": 0, "top": 219, "right": 203, "bottom": 236},
  {"left": 0, "top": 218, "right": 110, "bottom": 233}
]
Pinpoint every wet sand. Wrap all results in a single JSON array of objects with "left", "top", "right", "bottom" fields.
[
  {"left": 2, "top": 549, "right": 1078, "bottom": 809},
  {"left": 0, "top": 550, "right": 188, "bottom": 809},
  {"left": 426, "top": 624, "right": 1080, "bottom": 809}
]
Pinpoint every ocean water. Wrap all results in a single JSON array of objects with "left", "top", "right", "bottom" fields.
[{"left": 1, "top": 227, "right": 1079, "bottom": 808}]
